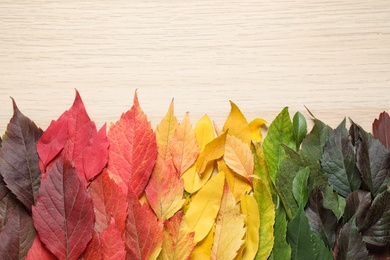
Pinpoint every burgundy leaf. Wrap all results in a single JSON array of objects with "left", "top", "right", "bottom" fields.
[
  {"left": 0, "top": 98, "right": 43, "bottom": 210},
  {"left": 82, "top": 231, "right": 102, "bottom": 260},
  {"left": 373, "top": 111, "right": 390, "bottom": 149},
  {"left": 32, "top": 157, "right": 94, "bottom": 260}
]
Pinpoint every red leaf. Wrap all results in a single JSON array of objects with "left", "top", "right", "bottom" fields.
[
  {"left": 0, "top": 98, "right": 43, "bottom": 210},
  {"left": 25, "top": 235, "right": 57, "bottom": 260},
  {"left": 373, "top": 111, "right": 390, "bottom": 149},
  {"left": 124, "top": 189, "right": 163, "bottom": 259},
  {"left": 89, "top": 169, "right": 127, "bottom": 233},
  {"left": 37, "top": 90, "right": 109, "bottom": 184},
  {"left": 32, "top": 158, "right": 94, "bottom": 260},
  {"left": 0, "top": 203, "right": 36, "bottom": 260},
  {"left": 101, "top": 219, "right": 126, "bottom": 260},
  {"left": 81, "top": 231, "right": 102, "bottom": 260},
  {"left": 106, "top": 92, "right": 157, "bottom": 197}
]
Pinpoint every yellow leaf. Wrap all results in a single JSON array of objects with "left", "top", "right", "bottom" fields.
[
  {"left": 156, "top": 99, "right": 178, "bottom": 161},
  {"left": 218, "top": 160, "right": 252, "bottom": 202},
  {"left": 211, "top": 184, "right": 246, "bottom": 260},
  {"left": 241, "top": 194, "right": 260, "bottom": 260},
  {"left": 223, "top": 101, "right": 251, "bottom": 144},
  {"left": 249, "top": 118, "right": 267, "bottom": 143},
  {"left": 186, "top": 171, "right": 225, "bottom": 242},
  {"left": 252, "top": 142, "right": 276, "bottom": 196},
  {"left": 182, "top": 115, "right": 215, "bottom": 193},
  {"left": 171, "top": 112, "right": 200, "bottom": 176},
  {"left": 195, "top": 132, "right": 227, "bottom": 175},
  {"left": 253, "top": 179, "right": 275, "bottom": 260},
  {"left": 213, "top": 121, "right": 223, "bottom": 137},
  {"left": 224, "top": 134, "right": 254, "bottom": 183},
  {"left": 191, "top": 224, "right": 215, "bottom": 260}
]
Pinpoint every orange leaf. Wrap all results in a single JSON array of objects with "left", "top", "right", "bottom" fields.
[
  {"left": 195, "top": 132, "right": 227, "bottom": 175},
  {"left": 211, "top": 184, "right": 246, "bottom": 260},
  {"left": 106, "top": 91, "right": 157, "bottom": 197},
  {"left": 156, "top": 99, "right": 178, "bottom": 161},
  {"left": 171, "top": 112, "right": 199, "bottom": 176}
]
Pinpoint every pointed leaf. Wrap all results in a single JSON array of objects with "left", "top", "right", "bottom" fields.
[
  {"left": 106, "top": 92, "right": 157, "bottom": 196},
  {"left": 101, "top": 219, "right": 126, "bottom": 260},
  {"left": 171, "top": 113, "right": 199, "bottom": 176},
  {"left": 373, "top": 111, "right": 390, "bottom": 149},
  {"left": 321, "top": 120, "right": 361, "bottom": 197},
  {"left": 337, "top": 217, "right": 372, "bottom": 260},
  {"left": 292, "top": 167, "right": 310, "bottom": 207},
  {"left": 292, "top": 111, "right": 307, "bottom": 150},
  {"left": 253, "top": 178, "right": 275, "bottom": 260},
  {"left": 0, "top": 183, "right": 18, "bottom": 230},
  {"left": 211, "top": 184, "right": 246, "bottom": 260},
  {"left": 124, "top": 189, "right": 163, "bottom": 260},
  {"left": 344, "top": 190, "right": 372, "bottom": 227},
  {"left": 156, "top": 99, "right": 178, "bottom": 161},
  {"left": 224, "top": 134, "right": 253, "bottom": 183},
  {"left": 252, "top": 143, "right": 275, "bottom": 196},
  {"left": 322, "top": 185, "right": 346, "bottom": 221},
  {"left": 223, "top": 101, "right": 252, "bottom": 144},
  {"left": 159, "top": 211, "right": 195, "bottom": 260},
  {"left": 241, "top": 194, "right": 260, "bottom": 260},
  {"left": 0, "top": 98, "right": 43, "bottom": 210},
  {"left": 89, "top": 169, "right": 127, "bottom": 233},
  {"left": 186, "top": 171, "right": 225, "bottom": 242},
  {"left": 249, "top": 118, "right": 266, "bottom": 143},
  {"left": 182, "top": 115, "right": 215, "bottom": 193},
  {"left": 0, "top": 203, "right": 36, "bottom": 260},
  {"left": 269, "top": 205, "right": 290, "bottom": 260},
  {"left": 25, "top": 235, "right": 56, "bottom": 260},
  {"left": 32, "top": 158, "right": 94, "bottom": 260},
  {"left": 287, "top": 207, "right": 333, "bottom": 260},
  {"left": 81, "top": 231, "right": 102, "bottom": 260},
  {"left": 263, "top": 107, "right": 295, "bottom": 183},
  {"left": 196, "top": 132, "right": 227, "bottom": 175},
  {"left": 146, "top": 156, "right": 185, "bottom": 220}
]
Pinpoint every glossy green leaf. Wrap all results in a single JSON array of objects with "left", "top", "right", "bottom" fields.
[{"left": 292, "top": 111, "right": 307, "bottom": 151}]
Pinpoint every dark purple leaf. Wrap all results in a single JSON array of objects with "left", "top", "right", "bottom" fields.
[
  {"left": 344, "top": 190, "right": 372, "bottom": 228},
  {"left": 373, "top": 111, "right": 390, "bottom": 149},
  {"left": 0, "top": 98, "right": 43, "bottom": 211}
]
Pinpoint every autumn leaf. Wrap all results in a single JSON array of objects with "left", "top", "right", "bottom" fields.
[
  {"left": 0, "top": 184, "right": 18, "bottom": 230},
  {"left": 25, "top": 235, "right": 56, "bottom": 260},
  {"left": 156, "top": 99, "right": 178, "bottom": 161},
  {"left": 191, "top": 225, "right": 215, "bottom": 260},
  {"left": 240, "top": 194, "right": 260, "bottom": 260},
  {"left": 224, "top": 134, "right": 253, "bottom": 183},
  {"left": 88, "top": 169, "right": 127, "bottom": 233},
  {"left": 101, "top": 219, "right": 126, "bottom": 260},
  {"left": 106, "top": 91, "right": 157, "bottom": 197},
  {"left": 211, "top": 183, "right": 246, "bottom": 260},
  {"left": 182, "top": 115, "right": 215, "bottom": 193},
  {"left": 32, "top": 157, "right": 94, "bottom": 260},
  {"left": 124, "top": 189, "right": 164, "bottom": 260},
  {"left": 196, "top": 132, "right": 227, "bottom": 175},
  {"left": 159, "top": 211, "right": 195, "bottom": 260},
  {"left": 252, "top": 142, "right": 275, "bottom": 196},
  {"left": 82, "top": 231, "right": 102, "bottom": 260},
  {"left": 249, "top": 118, "right": 267, "bottom": 143},
  {"left": 186, "top": 171, "right": 225, "bottom": 242},
  {"left": 372, "top": 111, "right": 390, "bottom": 149},
  {"left": 170, "top": 112, "right": 199, "bottom": 176},
  {"left": 0, "top": 98, "right": 43, "bottom": 211},
  {"left": 145, "top": 155, "right": 185, "bottom": 220},
  {"left": 222, "top": 101, "right": 251, "bottom": 144}
]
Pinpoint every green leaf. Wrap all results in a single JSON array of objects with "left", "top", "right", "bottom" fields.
[
  {"left": 263, "top": 107, "right": 295, "bottom": 183},
  {"left": 337, "top": 217, "right": 372, "bottom": 260},
  {"left": 293, "top": 111, "right": 307, "bottom": 151},
  {"left": 269, "top": 205, "right": 291, "bottom": 260},
  {"left": 321, "top": 120, "right": 361, "bottom": 197},
  {"left": 305, "top": 189, "right": 338, "bottom": 248},
  {"left": 292, "top": 167, "right": 310, "bottom": 207},
  {"left": 322, "top": 185, "right": 346, "bottom": 221},
  {"left": 350, "top": 121, "right": 390, "bottom": 197},
  {"left": 287, "top": 207, "right": 333, "bottom": 260}
]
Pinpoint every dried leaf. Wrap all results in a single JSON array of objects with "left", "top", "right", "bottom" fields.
[
  {"left": 81, "top": 231, "right": 102, "bottom": 260},
  {"left": 196, "top": 132, "right": 227, "bottom": 175},
  {"left": 222, "top": 101, "right": 252, "bottom": 144},
  {"left": 372, "top": 111, "right": 390, "bottom": 149},
  {"left": 156, "top": 99, "right": 178, "bottom": 161},
  {"left": 191, "top": 225, "right": 215, "bottom": 260},
  {"left": 101, "top": 219, "right": 126, "bottom": 260},
  {"left": 211, "top": 184, "right": 246, "bottom": 260},
  {"left": 0, "top": 98, "right": 43, "bottom": 210},
  {"left": 186, "top": 171, "right": 225, "bottom": 242},
  {"left": 170, "top": 113, "right": 199, "bottom": 176},
  {"left": 32, "top": 158, "right": 94, "bottom": 260},
  {"left": 249, "top": 118, "right": 267, "bottom": 143},
  {"left": 106, "top": 91, "right": 157, "bottom": 196},
  {"left": 240, "top": 194, "right": 260, "bottom": 260}
]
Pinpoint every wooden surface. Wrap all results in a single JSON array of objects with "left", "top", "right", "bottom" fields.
[{"left": 1, "top": 1, "right": 389, "bottom": 134}]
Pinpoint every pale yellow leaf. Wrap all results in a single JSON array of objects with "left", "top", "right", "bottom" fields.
[
  {"left": 218, "top": 160, "right": 252, "bottom": 202},
  {"left": 195, "top": 115, "right": 215, "bottom": 148},
  {"left": 195, "top": 132, "right": 227, "bottom": 175},
  {"left": 191, "top": 224, "right": 215, "bottom": 260},
  {"left": 211, "top": 184, "right": 246, "bottom": 260},
  {"left": 241, "top": 194, "right": 260, "bottom": 260},
  {"left": 171, "top": 112, "right": 200, "bottom": 176},
  {"left": 249, "top": 118, "right": 267, "bottom": 143},
  {"left": 186, "top": 171, "right": 225, "bottom": 242},
  {"left": 223, "top": 101, "right": 251, "bottom": 144},
  {"left": 156, "top": 99, "right": 178, "bottom": 161},
  {"left": 224, "top": 134, "right": 254, "bottom": 183}
]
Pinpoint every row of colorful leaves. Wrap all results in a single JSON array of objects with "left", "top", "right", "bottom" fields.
[
  {"left": 0, "top": 89, "right": 389, "bottom": 260},
  {"left": 0, "top": 90, "right": 271, "bottom": 260}
]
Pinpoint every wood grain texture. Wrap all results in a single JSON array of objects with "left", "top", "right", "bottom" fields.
[{"left": 0, "top": 1, "right": 389, "bottom": 134}]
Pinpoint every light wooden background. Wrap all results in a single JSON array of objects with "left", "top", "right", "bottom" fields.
[{"left": 1, "top": 1, "right": 389, "bottom": 135}]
